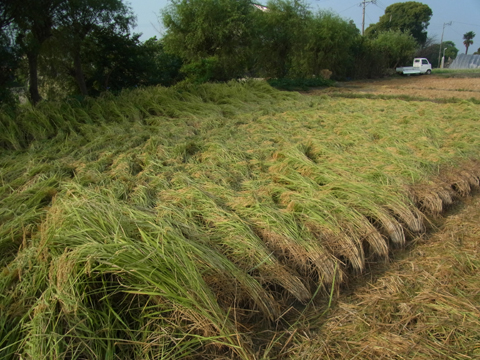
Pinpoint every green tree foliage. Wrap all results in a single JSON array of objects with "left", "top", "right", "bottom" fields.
[
  {"left": 254, "top": 5, "right": 359, "bottom": 79},
  {"left": 138, "top": 37, "right": 184, "bottom": 87},
  {"left": 442, "top": 41, "right": 459, "bottom": 60},
  {"left": 162, "top": 0, "right": 361, "bottom": 81},
  {"left": 349, "top": 32, "right": 416, "bottom": 79},
  {"left": 365, "top": 1, "right": 432, "bottom": 47},
  {"left": 83, "top": 33, "right": 182, "bottom": 94},
  {"left": 0, "top": 0, "right": 14, "bottom": 31},
  {"left": 162, "top": 0, "right": 255, "bottom": 82},
  {"left": 1, "top": 0, "right": 139, "bottom": 104},
  {"left": 251, "top": 0, "right": 311, "bottom": 78},
  {"left": 349, "top": 37, "right": 384, "bottom": 79},
  {"left": 0, "top": 5, "right": 20, "bottom": 106},
  {"left": 463, "top": 31, "right": 475, "bottom": 54},
  {"left": 416, "top": 40, "right": 458, "bottom": 68},
  {"left": 3, "top": 0, "right": 63, "bottom": 104},
  {"left": 372, "top": 30, "right": 417, "bottom": 68},
  {"left": 294, "top": 12, "right": 359, "bottom": 79},
  {"left": 0, "top": 36, "right": 20, "bottom": 107},
  {"left": 55, "top": 0, "right": 136, "bottom": 96},
  {"left": 36, "top": 32, "right": 182, "bottom": 98}
]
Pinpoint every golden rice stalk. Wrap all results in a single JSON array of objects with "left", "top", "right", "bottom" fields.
[
  {"left": 156, "top": 185, "right": 312, "bottom": 305},
  {"left": 229, "top": 197, "right": 340, "bottom": 285}
]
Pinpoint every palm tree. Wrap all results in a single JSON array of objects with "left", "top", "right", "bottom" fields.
[{"left": 463, "top": 31, "right": 475, "bottom": 54}]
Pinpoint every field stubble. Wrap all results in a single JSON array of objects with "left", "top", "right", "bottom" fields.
[
  {"left": 317, "top": 75, "right": 480, "bottom": 101},
  {"left": 1, "top": 78, "right": 480, "bottom": 359}
]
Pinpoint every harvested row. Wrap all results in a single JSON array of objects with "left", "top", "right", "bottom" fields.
[
  {"left": 289, "top": 184, "right": 480, "bottom": 360},
  {"left": 1, "top": 81, "right": 480, "bottom": 359}
]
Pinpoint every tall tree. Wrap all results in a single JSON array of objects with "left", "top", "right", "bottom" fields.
[
  {"left": 463, "top": 31, "right": 475, "bottom": 54},
  {"left": 55, "top": 0, "right": 135, "bottom": 96},
  {"left": 80, "top": 32, "right": 182, "bottom": 94},
  {"left": 4, "top": 0, "right": 63, "bottom": 104},
  {"left": 251, "top": 0, "right": 312, "bottom": 78},
  {"left": 365, "top": 1, "right": 432, "bottom": 47},
  {"left": 441, "top": 40, "right": 459, "bottom": 60},
  {"left": 0, "top": 0, "right": 14, "bottom": 30},
  {"left": 415, "top": 40, "right": 458, "bottom": 68},
  {"left": 0, "top": 0, "right": 18, "bottom": 105},
  {"left": 372, "top": 30, "right": 417, "bottom": 68},
  {"left": 162, "top": 0, "right": 255, "bottom": 81},
  {"left": 289, "top": 11, "right": 359, "bottom": 78}
]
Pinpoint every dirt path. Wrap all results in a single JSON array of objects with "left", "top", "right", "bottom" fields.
[{"left": 313, "top": 75, "right": 480, "bottom": 100}]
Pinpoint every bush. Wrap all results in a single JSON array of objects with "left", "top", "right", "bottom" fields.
[
  {"left": 180, "top": 56, "right": 219, "bottom": 84},
  {"left": 267, "top": 77, "right": 335, "bottom": 90}
]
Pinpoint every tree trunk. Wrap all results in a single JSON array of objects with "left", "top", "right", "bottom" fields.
[
  {"left": 73, "top": 51, "right": 88, "bottom": 96},
  {"left": 27, "top": 52, "right": 42, "bottom": 105}
]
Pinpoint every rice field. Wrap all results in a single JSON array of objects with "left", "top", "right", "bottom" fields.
[
  {"left": 1, "top": 79, "right": 480, "bottom": 359},
  {"left": 319, "top": 74, "right": 480, "bottom": 101}
]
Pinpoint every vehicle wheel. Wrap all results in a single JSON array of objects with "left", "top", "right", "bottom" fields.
[{"left": 426, "top": 69, "right": 432, "bottom": 75}]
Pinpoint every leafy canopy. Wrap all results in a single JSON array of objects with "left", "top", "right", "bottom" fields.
[
  {"left": 162, "top": 0, "right": 255, "bottom": 81},
  {"left": 415, "top": 40, "right": 458, "bottom": 68},
  {"left": 372, "top": 30, "right": 417, "bottom": 68},
  {"left": 365, "top": 1, "right": 432, "bottom": 47},
  {"left": 161, "top": 0, "right": 361, "bottom": 80}
]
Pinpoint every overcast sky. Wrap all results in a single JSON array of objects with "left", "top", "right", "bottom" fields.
[{"left": 130, "top": 0, "right": 480, "bottom": 54}]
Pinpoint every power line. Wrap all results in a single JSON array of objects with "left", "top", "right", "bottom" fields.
[
  {"left": 373, "top": 0, "right": 385, "bottom": 11},
  {"left": 450, "top": 21, "right": 480, "bottom": 28},
  {"left": 337, "top": 3, "right": 361, "bottom": 14}
]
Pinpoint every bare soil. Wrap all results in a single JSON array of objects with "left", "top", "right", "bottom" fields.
[{"left": 317, "top": 75, "right": 480, "bottom": 100}]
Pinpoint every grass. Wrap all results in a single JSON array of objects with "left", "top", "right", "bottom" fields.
[
  {"left": 433, "top": 68, "right": 480, "bottom": 78},
  {"left": 1, "top": 79, "right": 480, "bottom": 359},
  {"left": 267, "top": 78, "right": 335, "bottom": 91},
  {"left": 326, "top": 91, "right": 480, "bottom": 104}
]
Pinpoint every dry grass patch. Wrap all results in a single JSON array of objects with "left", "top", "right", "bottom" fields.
[
  {"left": 315, "top": 75, "right": 480, "bottom": 101},
  {"left": 289, "top": 195, "right": 480, "bottom": 359}
]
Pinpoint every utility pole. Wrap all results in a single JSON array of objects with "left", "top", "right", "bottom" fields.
[
  {"left": 441, "top": 47, "right": 447, "bottom": 68},
  {"left": 361, "top": 0, "right": 376, "bottom": 36},
  {"left": 438, "top": 22, "right": 452, "bottom": 68}
]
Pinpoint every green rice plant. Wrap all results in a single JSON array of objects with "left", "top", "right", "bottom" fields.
[
  {"left": 0, "top": 80, "right": 299, "bottom": 152},
  {"left": 156, "top": 182, "right": 311, "bottom": 307},
  {"left": 230, "top": 197, "right": 340, "bottom": 288},
  {"left": 0, "top": 170, "right": 61, "bottom": 266},
  {"left": 2, "top": 80, "right": 480, "bottom": 358},
  {"left": 0, "top": 243, "right": 51, "bottom": 360},
  {"left": 0, "top": 111, "right": 24, "bottom": 150},
  {"left": 21, "top": 184, "right": 256, "bottom": 359}
]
